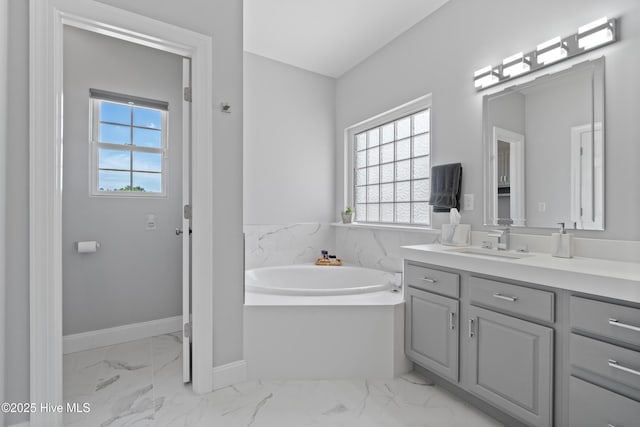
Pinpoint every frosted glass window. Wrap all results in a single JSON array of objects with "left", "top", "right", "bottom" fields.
[
  {"left": 412, "top": 156, "right": 429, "bottom": 179},
  {"left": 381, "top": 203, "right": 394, "bottom": 222},
  {"left": 413, "top": 134, "right": 430, "bottom": 157},
  {"left": 396, "top": 138, "right": 411, "bottom": 160},
  {"left": 397, "top": 117, "right": 411, "bottom": 139},
  {"left": 367, "top": 166, "right": 379, "bottom": 184},
  {"left": 396, "top": 203, "right": 410, "bottom": 223},
  {"left": 413, "top": 110, "right": 430, "bottom": 134},
  {"left": 413, "top": 179, "right": 429, "bottom": 201},
  {"left": 396, "top": 181, "right": 410, "bottom": 202},
  {"left": 381, "top": 124, "right": 394, "bottom": 143},
  {"left": 367, "top": 185, "right": 380, "bottom": 203},
  {"left": 381, "top": 143, "right": 394, "bottom": 163},
  {"left": 381, "top": 163, "right": 394, "bottom": 183},
  {"left": 396, "top": 159, "right": 410, "bottom": 181},
  {"left": 367, "top": 147, "right": 379, "bottom": 166},
  {"left": 91, "top": 97, "right": 167, "bottom": 196},
  {"left": 352, "top": 106, "right": 431, "bottom": 225},
  {"left": 367, "top": 128, "right": 380, "bottom": 148},
  {"left": 367, "top": 204, "right": 380, "bottom": 222},
  {"left": 381, "top": 183, "right": 394, "bottom": 202},
  {"left": 413, "top": 203, "right": 429, "bottom": 224}
]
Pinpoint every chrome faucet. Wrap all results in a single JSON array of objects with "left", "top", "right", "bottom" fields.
[{"left": 488, "top": 228, "right": 510, "bottom": 251}]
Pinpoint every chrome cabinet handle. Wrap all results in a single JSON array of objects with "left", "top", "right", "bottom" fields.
[
  {"left": 450, "top": 312, "right": 456, "bottom": 330},
  {"left": 608, "top": 318, "right": 640, "bottom": 333},
  {"left": 608, "top": 359, "right": 640, "bottom": 377},
  {"left": 493, "top": 293, "right": 518, "bottom": 302},
  {"left": 607, "top": 424, "right": 617, "bottom": 427},
  {"left": 468, "top": 318, "right": 475, "bottom": 338},
  {"left": 419, "top": 277, "right": 437, "bottom": 283}
]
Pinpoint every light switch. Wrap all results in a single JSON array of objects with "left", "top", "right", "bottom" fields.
[
  {"left": 145, "top": 213, "right": 157, "bottom": 231},
  {"left": 463, "top": 194, "right": 474, "bottom": 211}
]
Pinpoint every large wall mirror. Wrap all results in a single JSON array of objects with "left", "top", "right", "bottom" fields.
[{"left": 483, "top": 57, "right": 605, "bottom": 230}]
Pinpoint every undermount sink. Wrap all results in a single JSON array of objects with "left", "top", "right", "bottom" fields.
[{"left": 447, "top": 247, "right": 534, "bottom": 260}]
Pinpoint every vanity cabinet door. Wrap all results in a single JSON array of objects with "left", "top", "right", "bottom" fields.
[
  {"left": 467, "top": 306, "right": 553, "bottom": 427},
  {"left": 405, "top": 286, "right": 459, "bottom": 382}
]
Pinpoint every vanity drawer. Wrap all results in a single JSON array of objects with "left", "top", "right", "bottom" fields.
[
  {"left": 570, "top": 333, "right": 640, "bottom": 391},
  {"left": 570, "top": 296, "right": 640, "bottom": 347},
  {"left": 405, "top": 262, "right": 459, "bottom": 298},
  {"left": 569, "top": 376, "right": 640, "bottom": 427},
  {"left": 468, "top": 276, "right": 554, "bottom": 323}
]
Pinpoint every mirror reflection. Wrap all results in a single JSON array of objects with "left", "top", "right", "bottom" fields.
[{"left": 483, "top": 58, "right": 605, "bottom": 230}]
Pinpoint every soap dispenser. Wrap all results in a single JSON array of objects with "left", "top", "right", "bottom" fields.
[{"left": 551, "top": 222, "right": 573, "bottom": 258}]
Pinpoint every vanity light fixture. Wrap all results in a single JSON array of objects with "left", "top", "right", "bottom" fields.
[
  {"left": 536, "top": 37, "right": 568, "bottom": 65},
  {"left": 502, "top": 52, "right": 531, "bottom": 77},
  {"left": 474, "top": 66, "right": 500, "bottom": 89},
  {"left": 578, "top": 17, "right": 614, "bottom": 49},
  {"left": 474, "top": 16, "right": 617, "bottom": 91}
]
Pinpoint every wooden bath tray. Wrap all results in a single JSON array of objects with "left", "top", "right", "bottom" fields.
[{"left": 315, "top": 258, "right": 343, "bottom": 266}]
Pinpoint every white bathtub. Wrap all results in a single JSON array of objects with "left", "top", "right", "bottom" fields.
[
  {"left": 243, "top": 264, "right": 410, "bottom": 380},
  {"left": 245, "top": 264, "right": 396, "bottom": 296}
]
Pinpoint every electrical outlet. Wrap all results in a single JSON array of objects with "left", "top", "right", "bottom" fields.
[
  {"left": 538, "top": 202, "right": 546, "bottom": 212},
  {"left": 463, "top": 194, "right": 474, "bottom": 211}
]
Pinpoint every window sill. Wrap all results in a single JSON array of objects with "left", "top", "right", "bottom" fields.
[{"left": 331, "top": 222, "right": 440, "bottom": 234}]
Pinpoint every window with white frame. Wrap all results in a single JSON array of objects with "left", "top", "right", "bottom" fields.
[
  {"left": 90, "top": 89, "right": 168, "bottom": 196},
  {"left": 350, "top": 96, "right": 431, "bottom": 226}
]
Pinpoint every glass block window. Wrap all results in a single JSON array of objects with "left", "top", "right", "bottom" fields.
[
  {"left": 90, "top": 91, "right": 168, "bottom": 196},
  {"left": 353, "top": 108, "right": 431, "bottom": 225}
]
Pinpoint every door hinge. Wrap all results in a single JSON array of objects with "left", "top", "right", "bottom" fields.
[
  {"left": 183, "top": 322, "right": 192, "bottom": 338},
  {"left": 580, "top": 146, "right": 584, "bottom": 155},
  {"left": 184, "top": 204, "right": 192, "bottom": 220},
  {"left": 183, "top": 87, "right": 192, "bottom": 102}
]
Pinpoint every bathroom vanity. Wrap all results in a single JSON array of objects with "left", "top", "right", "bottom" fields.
[{"left": 401, "top": 244, "right": 640, "bottom": 427}]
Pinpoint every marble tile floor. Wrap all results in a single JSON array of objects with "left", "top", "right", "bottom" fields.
[{"left": 63, "top": 333, "right": 503, "bottom": 427}]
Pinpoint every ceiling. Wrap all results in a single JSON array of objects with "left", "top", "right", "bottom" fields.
[{"left": 244, "top": 0, "right": 450, "bottom": 78}]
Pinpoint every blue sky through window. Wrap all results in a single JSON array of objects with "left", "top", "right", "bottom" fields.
[{"left": 96, "top": 99, "right": 165, "bottom": 193}]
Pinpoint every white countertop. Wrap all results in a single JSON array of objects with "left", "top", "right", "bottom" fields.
[{"left": 400, "top": 244, "right": 640, "bottom": 304}]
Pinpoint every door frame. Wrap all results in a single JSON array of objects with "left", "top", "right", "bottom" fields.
[{"left": 29, "top": 1, "right": 214, "bottom": 425}]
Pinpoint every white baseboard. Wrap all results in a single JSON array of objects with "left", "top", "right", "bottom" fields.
[
  {"left": 212, "top": 360, "right": 247, "bottom": 390},
  {"left": 8, "top": 421, "right": 30, "bottom": 427},
  {"left": 63, "top": 316, "right": 182, "bottom": 354}
]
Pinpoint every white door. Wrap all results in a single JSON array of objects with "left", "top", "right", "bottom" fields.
[{"left": 181, "top": 58, "right": 192, "bottom": 383}]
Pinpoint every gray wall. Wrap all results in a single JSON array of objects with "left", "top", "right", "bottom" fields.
[
  {"left": 5, "top": 0, "right": 29, "bottom": 424},
  {"left": 62, "top": 27, "right": 182, "bottom": 335},
  {"left": 5, "top": 0, "right": 243, "bottom": 422},
  {"left": 335, "top": 0, "right": 640, "bottom": 241},
  {"left": 525, "top": 70, "right": 592, "bottom": 228},
  {"left": 243, "top": 52, "right": 336, "bottom": 224},
  {"left": 0, "top": 0, "right": 8, "bottom": 423}
]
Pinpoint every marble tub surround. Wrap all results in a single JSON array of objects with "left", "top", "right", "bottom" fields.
[
  {"left": 335, "top": 225, "right": 440, "bottom": 272},
  {"left": 244, "top": 223, "right": 335, "bottom": 269},
  {"left": 401, "top": 243, "right": 640, "bottom": 303},
  {"left": 63, "top": 335, "right": 503, "bottom": 426}
]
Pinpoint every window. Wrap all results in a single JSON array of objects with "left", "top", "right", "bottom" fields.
[
  {"left": 349, "top": 95, "right": 431, "bottom": 226},
  {"left": 90, "top": 89, "right": 168, "bottom": 196}
]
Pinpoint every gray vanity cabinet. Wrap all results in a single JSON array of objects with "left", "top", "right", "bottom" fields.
[
  {"left": 467, "top": 305, "right": 554, "bottom": 427},
  {"left": 405, "top": 285, "right": 459, "bottom": 382}
]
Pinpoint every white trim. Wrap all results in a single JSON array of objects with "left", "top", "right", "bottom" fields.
[
  {"left": 571, "top": 122, "right": 604, "bottom": 230},
  {"left": 212, "top": 360, "right": 247, "bottom": 390},
  {"left": 29, "top": 2, "right": 214, "bottom": 426},
  {"left": 63, "top": 316, "right": 182, "bottom": 354},
  {"left": 8, "top": 422, "right": 30, "bottom": 427},
  {"left": 331, "top": 222, "right": 441, "bottom": 234}
]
